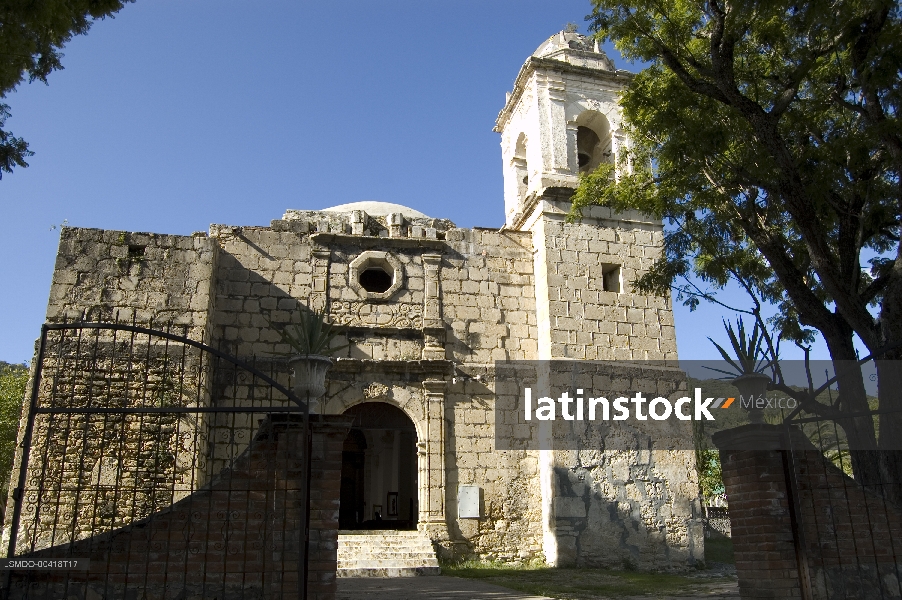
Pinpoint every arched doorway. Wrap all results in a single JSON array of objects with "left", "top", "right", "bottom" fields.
[{"left": 338, "top": 402, "right": 418, "bottom": 530}]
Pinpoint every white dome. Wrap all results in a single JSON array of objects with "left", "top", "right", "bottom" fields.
[{"left": 320, "top": 201, "right": 430, "bottom": 220}]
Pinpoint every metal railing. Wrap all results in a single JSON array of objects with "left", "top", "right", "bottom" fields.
[{"left": 1, "top": 321, "right": 313, "bottom": 599}]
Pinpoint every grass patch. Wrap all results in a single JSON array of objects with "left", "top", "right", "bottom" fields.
[{"left": 443, "top": 560, "right": 732, "bottom": 598}]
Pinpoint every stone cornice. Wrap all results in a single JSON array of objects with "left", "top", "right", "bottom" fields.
[
  {"left": 329, "top": 357, "right": 454, "bottom": 377},
  {"left": 310, "top": 232, "right": 447, "bottom": 250},
  {"left": 494, "top": 57, "right": 634, "bottom": 133}
]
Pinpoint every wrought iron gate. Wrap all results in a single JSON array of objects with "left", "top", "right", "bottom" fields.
[
  {"left": 781, "top": 373, "right": 902, "bottom": 599},
  {"left": 1, "top": 321, "right": 313, "bottom": 599}
]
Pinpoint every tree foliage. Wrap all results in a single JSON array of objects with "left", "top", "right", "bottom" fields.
[
  {"left": 578, "top": 0, "right": 902, "bottom": 489},
  {"left": 0, "top": 362, "right": 27, "bottom": 512},
  {"left": 693, "top": 421, "right": 725, "bottom": 502},
  {"left": 0, "top": 0, "right": 133, "bottom": 177}
]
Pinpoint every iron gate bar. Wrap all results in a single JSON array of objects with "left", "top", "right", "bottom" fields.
[
  {"left": 33, "top": 407, "right": 308, "bottom": 414},
  {"left": 782, "top": 409, "right": 902, "bottom": 598},
  {"left": 813, "top": 419, "right": 856, "bottom": 598},
  {"left": 781, "top": 439, "right": 814, "bottom": 600},
  {"left": 37, "top": 322, "right": 304, "bottom": 405},
  {"left": 2, "top": 321, "right": 316, "bottom": 600},
  {"left": 788, "top": 405, "right": 902, "bottom": 425}
]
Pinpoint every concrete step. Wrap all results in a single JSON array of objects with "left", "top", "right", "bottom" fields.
[{"left": 337, "top": 530, "right": 441, "bottom": 578}]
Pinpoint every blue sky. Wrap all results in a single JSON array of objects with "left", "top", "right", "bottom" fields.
[{"left": 0, "top": 0, "right": 836, "bottom": 364}]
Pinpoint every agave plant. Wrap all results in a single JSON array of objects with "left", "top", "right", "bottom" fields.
[
  {"left": 704, "top": 317, "right": 773, "bottom": 379},
  {"left": 271, "top": 304, "right": 349, "bottom": 357}
]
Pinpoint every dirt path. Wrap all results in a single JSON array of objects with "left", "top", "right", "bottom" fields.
[{"left": 336, "top": 574, "right": 740, "bottom": 599}]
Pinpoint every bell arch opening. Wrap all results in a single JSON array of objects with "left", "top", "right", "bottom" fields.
[
  {"left": 338, "top": 402, "right": 418, "bottom": 530},
  {"left": 513, "top": 132, "right": 529, "bottom": 203},
  {"left": 575, "top": 111, "right": 613, "bottom": 175}
]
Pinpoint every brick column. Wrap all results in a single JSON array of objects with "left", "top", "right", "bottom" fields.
[
  {"left": 712, "top": 424, "right": 805, "bottom": 599},
  {"left": 307, "top": 415, "right": 352, "bottom": 600}
]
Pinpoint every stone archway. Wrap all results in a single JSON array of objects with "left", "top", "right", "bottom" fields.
[
  {"left": 321, "top": 378, "right": 448, "bottom": 543},
  {"left": 339, "top": 402, "right": 418, "bottom": 530}
]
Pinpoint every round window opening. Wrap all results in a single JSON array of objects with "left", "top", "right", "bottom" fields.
[{"left": 359, "top": 267, "right": 393, "bottom": 293}]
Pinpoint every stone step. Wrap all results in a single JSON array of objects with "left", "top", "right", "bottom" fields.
[
  {"left": 338, "top": 546, "right": 432, "bottom": 556},
  {"left": 336, "top": 532, "right": 424, "bottom": 539},
  {"left": 338, "top": 544, "right": 436, "bottom": 551},
  {"left": 338, "top": 539, "right": 433, "bottom": 545},
  {"left": 338, "top": 550, "right": 435, "bottom": 560},
  {"left": 338, "top": 558, "right": 440, "bottom": 567},
  {"left": 337, "top": 530, "right": 441, "bottom": 578},
  {"left": 337, "top": 566, "right": 442, "bottom": 578},
  {"left": 338, "top": 556, "right": 438, "bottom": 563}
]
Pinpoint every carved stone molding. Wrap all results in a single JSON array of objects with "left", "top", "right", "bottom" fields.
[
  {"left": 311, "top": 248, "right": 331, "bottom": 312},
  {"left": 363, "top": 382, "right": 390, "bottom": 400},
  {"left": 329, "top": 301, "right": 423, "bottom": 328}
]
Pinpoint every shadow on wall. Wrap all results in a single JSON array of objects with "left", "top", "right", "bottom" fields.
[{"left": 3, "top": 415, "right": 351, "bottom": 600}]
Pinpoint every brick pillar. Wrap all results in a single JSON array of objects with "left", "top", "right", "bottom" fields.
[
  {"left": 306, "top": 415, "right": 352, "bottom": 600},
  {"left": 712, "top": 424, "right": 805, "bottom": 599}
]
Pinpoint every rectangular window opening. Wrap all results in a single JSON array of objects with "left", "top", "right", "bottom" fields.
[{"left": 602, "top": 264, "right": 621, "bottom": 293}]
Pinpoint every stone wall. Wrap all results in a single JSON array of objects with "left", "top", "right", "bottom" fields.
[
  {"left": 442, "top": 227, "right": 538, "bottom": 363},
  {"left": 444, "top": 365, "right": 545, "bottom": 561},
  {"left": 440, "top": 226, "right": 544, "bottom": 560},
  {"left": 206, "top": 216, "right": 550, "bottom": 562},
  {"left": 7, "top": 222, "right": 220, "bottom": 552},
  {"left": 15, "top": 201, "right": 697, "bottom": 573},
  {"left": 528, "top": 200, "right": 677, "bottom": 362},
  {"left": 46, "top": 227, "right": 217, "bottom": 340},
  {"left": 491, "top": 360, "right": 702, "bottom": 569}
]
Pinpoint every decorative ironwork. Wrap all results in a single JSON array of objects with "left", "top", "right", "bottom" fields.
[
  {"left": 0, "top": 320, "right": 313, "bottom": 599},
  {"left": 775, "top": 353, "right": 902, "bottom": 599}
]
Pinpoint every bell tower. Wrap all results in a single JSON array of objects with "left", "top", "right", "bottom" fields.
[
  {"left": 495, "top": 33, "right": 682, "bottom": 569},
  {"left": 494, "top": 31, "right": 632, "bottom": 228}
]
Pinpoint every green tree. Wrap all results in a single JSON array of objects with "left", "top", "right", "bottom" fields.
[
  {"left": 693, "top": 420, "right": 725, "bottom": 503},
  {"left": 0, "top": 362, "right": 27, "bottom": 520},
  {"left": 577, "top": 1, "right": 901, "bottom": 491},
  {"left": 0, "top": 1, "right": 133, "bottom": 177}
]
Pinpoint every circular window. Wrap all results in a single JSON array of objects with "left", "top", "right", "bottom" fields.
[
  {"left": 359, "top": 267, "right": 392, "bottom": 293},
  {"left": 349, "top": 251, "right": 404, "bottom": 300}
]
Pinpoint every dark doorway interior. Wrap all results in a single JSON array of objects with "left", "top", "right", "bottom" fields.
[
  {"left": 338, "top": 402, "right": 418, "bottom": 530},
  {"left": 339, "top": 428, "right": 367, "bottom": 529}
]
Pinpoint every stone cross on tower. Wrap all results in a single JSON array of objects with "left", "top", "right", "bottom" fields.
[{"left": 495, "top": 30, "right": 631, "bottom": 228}]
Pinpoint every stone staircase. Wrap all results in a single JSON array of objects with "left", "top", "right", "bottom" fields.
[{"left": 336, "top": 530, "right": 441, "bottom": 577}]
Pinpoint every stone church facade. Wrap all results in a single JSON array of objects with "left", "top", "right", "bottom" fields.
[{"left": 28, "top": 32, "right": 701, "bottom": 570}]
